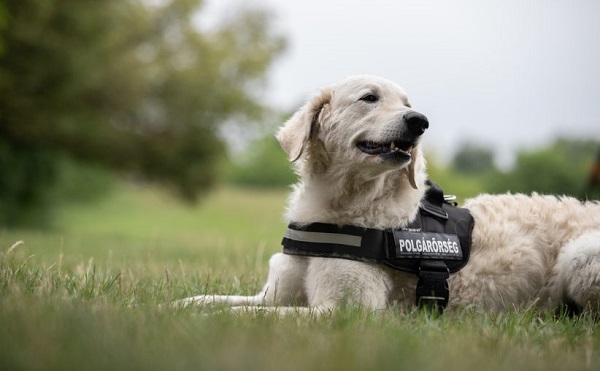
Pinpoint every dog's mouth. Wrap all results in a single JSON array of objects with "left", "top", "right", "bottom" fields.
[{"left": 357, "top": 140, "right": 414, "bottom": 157}]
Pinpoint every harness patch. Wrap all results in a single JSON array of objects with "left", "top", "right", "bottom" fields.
[{"left": 392, "top": 231, "right": 463, "bottom": 260}]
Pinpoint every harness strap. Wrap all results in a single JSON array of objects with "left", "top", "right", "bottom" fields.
[
  {"left": 281, "top": 180, "right": 474, "bottom": 312},
  {"left": 283, "top": 223, "right": 388, "bottom": 262},
  {"left": 282, "top": 216, "right": 453, "bottom": 310},
  {"left": 406, "top": 191, "right": 451, "bottom": 310},
  {"left": 417, "top": 260, "right": 449, "bottom": 313}
]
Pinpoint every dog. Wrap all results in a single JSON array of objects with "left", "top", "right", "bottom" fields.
[{"left": 176, "top": 75, "right": 600, "bottom": 314}]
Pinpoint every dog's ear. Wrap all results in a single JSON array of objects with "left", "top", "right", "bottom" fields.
[{"left": 276, "top": 87, "right": 332, "bottom": 162}]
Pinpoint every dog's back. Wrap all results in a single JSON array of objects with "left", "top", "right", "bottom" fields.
[{"left": 451, "top": 193, "right": 600, "bottom": 311}]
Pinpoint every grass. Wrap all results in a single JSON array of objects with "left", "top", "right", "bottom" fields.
[{"left": 1, "top": 184, "right": 599, "bottom": 370}]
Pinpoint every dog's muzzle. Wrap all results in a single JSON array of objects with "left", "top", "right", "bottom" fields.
[{"left": 356, "top": 111, "right": 429, "bottom": 161}]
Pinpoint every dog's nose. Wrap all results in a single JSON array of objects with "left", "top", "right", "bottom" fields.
[{"left": 403, "top": 111, "right": 429, "bottom": 135}]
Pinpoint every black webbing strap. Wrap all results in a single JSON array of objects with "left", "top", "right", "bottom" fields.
[
  {"left": 416, "top": 260, "right": 450, "bottom": 313},
  {"left": 282, "top": 223, "right": 388, "bottom": 261},
  {"left": 408, "top": 184, "right": 451, "bottom": 311}
]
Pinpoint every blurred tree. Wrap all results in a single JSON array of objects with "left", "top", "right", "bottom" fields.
[
  {"left": 451, "top": 142, "right": 496, "bottom": 174},
  {"left": 226, "top": 135, "right": 297, "bottom": 188},
  {"left": 425, "top": 152, "right": 487, "bottom": 203},
  {"left": 486, "top": 138, "right": 598, "bottom": 197},
  {"left": 0, "top": 0, "right": 285, "bottom": 225},
  {"left": 0, "top": 2, "right": 6, "bottom": 54},
  {"left": 584, "top": 146, "right": 600, "bottom": 199}
]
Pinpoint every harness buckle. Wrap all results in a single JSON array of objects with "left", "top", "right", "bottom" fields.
[{"left": 416, "top": 260, "right": 450, "bottom": 313}]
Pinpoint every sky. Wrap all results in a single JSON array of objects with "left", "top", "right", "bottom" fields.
[{"left": 202, "top": 0, "right": 600, "bottom": 167}]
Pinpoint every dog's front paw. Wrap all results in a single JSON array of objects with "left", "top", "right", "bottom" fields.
[{"left": 171, "top": 295, "right": 215, "bottom": 309}]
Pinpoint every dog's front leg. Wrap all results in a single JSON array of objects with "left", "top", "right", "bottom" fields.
[
  {"left": 214, "top": 258, "right": 393, "bottom": 316},
  {"left": 304, "top": 258, "right": 393, "bottom": 310},
  {"left": 173, "top": 253, "right": 309, "bottom": 308}
]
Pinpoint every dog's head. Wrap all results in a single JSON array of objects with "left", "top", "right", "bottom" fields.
[{"left": 276, "top": 75, "right": 428, "bottom": 188}]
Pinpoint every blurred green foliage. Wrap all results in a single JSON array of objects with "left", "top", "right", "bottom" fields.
[
  {"left": 0, "top": 0, "right": 284, "bottom": 226},
  {"left": 0, "top": 2, "right": 6, "bottom": 54},
  {"left": 429, "top": 138, "right": 600, "bottom": 202},
  {"left": 451, "top": 142, "right": 496, "bottom": 174},
  {"left": 0, "top": 139, "right": 59, "bottom": 226},
  {"left": 0, "top": 138, "right": 114, "bottom": 226},
  {"left": 226, "top": 135, "right": 297, "bottom": 188},
  {"left": 486, "top": 139, "right": 599, "bottom": 198}
]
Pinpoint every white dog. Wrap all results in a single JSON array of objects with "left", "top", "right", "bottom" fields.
[{"left": 176, "top": 75, "right": 600, "bottom": 314}]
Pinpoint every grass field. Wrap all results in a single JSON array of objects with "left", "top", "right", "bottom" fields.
[{"left": 1, "top": 184, "right": 599, "bottom": 370}]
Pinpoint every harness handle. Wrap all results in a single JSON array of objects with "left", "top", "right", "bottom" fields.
[{"left": 420, "top": 181, "right": 449, "bottom": 220}]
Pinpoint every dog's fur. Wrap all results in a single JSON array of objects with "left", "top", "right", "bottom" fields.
[{"left": 176, "top": 75, "right": 600, "bottom": 314}]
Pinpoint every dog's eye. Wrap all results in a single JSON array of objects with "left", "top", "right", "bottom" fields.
[{"left": 359, "top": 94, "right": 379, "bottom": 103}]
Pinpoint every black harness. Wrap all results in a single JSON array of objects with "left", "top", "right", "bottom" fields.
[{"left": 281, "top": 181, "right": 475, "bottom": 311}]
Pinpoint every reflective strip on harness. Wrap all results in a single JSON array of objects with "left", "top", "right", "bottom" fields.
[{"left": 284, "top": 228, "right": 362, "bottom": 247}]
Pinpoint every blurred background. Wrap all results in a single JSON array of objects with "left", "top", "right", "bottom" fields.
[
  {"left": 1, "top": 3, "right": 598, "bottom": 368},
  {"left": 1, "top": 0, "right": 599, "bottom": 229}
]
